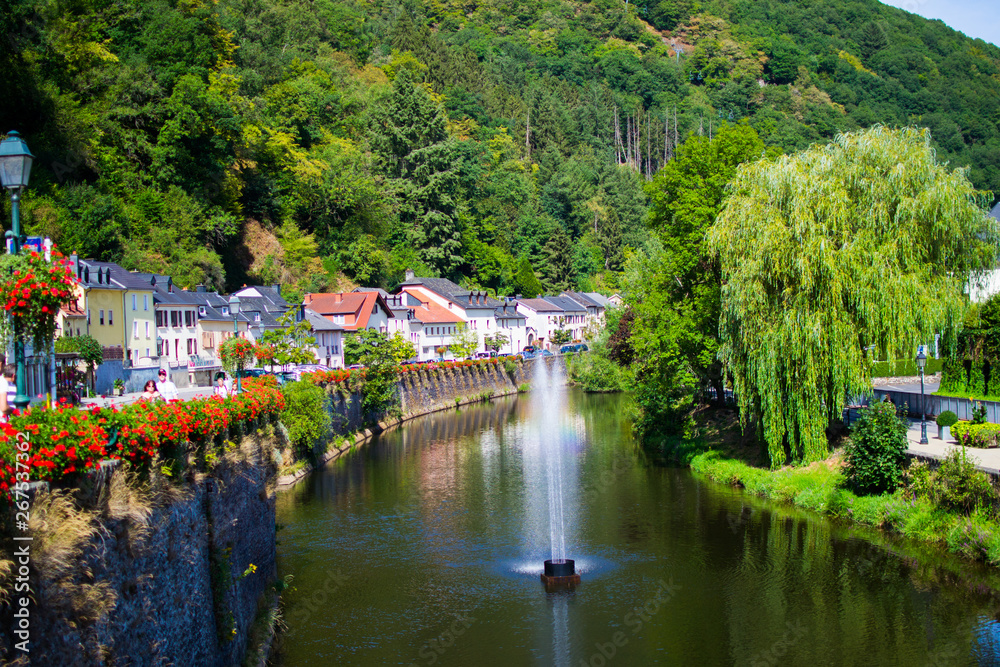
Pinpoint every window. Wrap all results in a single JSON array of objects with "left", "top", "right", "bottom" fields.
[
  {"left": 170, "top": 311, "right": 179, "bottom": 327},
  {"left": 187, "top": 339, "right": 194, "bottom": 355},
  {"left": 145, "top": 348, "right": 150, "bottom": 357},
  {"left": 108, "top": 309, "right": 113, "bottom": 326},
  {"left": 145, "top": 322, "right": 150, "bottom": 338},
  {"left": 87, "top": 309, "right": 91, "bottom": 325},
  {"left": 184, "top": 311, "right": 194, "bottom": 327},
  {"left": 132, "top": 295, "right": 137, "bottom": 311},
  {"left": 99, "top": 309, "right": 104, "bottom": 326},
  {"left": 222, "top": 306, "right": 229, "bottom": 316},
  {"left": 132, "top": 321, "right": 138, "bottom": 339},
  {"left": 143, "top": 294, "right": 149, "bottom": 311}
]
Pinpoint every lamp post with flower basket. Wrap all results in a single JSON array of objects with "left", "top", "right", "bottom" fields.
[{"left": 0, "top": 131, "right": 36, "bottom": 410}]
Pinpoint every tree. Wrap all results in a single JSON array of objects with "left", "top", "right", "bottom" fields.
[
  {"left": 541, "top": 225, "right": 574, "bottom": 293},
  {"left": 511, "top": 258, "right": 544, "bottom": 298},
  {"left": 448, "top": 323, "right": 479, "bottom": 359},
  {"left": 369, "top": 68, "right": 463, "bottom": 276},
  {"left": 55, "top": 334, "right": 103, "bottom": 391},
  {"left": 707, "top": 126, "right": 999, "bottom": 466},
  {"left": 641, "top": 123, "right": 771, "bottom": 407},
  {"left": 483, "top": 331, "right": 509, "bottom": 352},
  {"left": 551, "top": 327, "right": 572, "bottom": 345},
  {"left": 260, "top": 310, "right": 317, "bottom": 366},
  {"left": 342, "top": 330, "right": 414, "bottom": 419},
  {"left": 859, "top": 21, "right": 888, "bottom": 63}
]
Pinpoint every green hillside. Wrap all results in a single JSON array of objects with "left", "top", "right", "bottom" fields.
[{"left": 1, "top": 0, "right": 997, "bottom": 297}]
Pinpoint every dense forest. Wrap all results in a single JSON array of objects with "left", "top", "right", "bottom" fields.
[{"left": 1, "top": 0, "right": 999, "bottom": 301}]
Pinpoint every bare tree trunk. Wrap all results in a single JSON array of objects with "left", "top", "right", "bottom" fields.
[
  {"left": 698, "top": 116, "right": 704, "bottom": 136},
  {"left": 525, "top": 108, "right": 531, "bottom": 160},
  {"left": 674, "top": 105, "right": 679, "bottom": 153},
  {"left": 626, "top": 115, "right": 632, "bottom": 168},
  {"left": 614, "top": 106, "right": 620, "bottom": 164}
]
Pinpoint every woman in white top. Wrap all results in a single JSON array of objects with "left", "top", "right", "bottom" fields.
[{"left": 214, "top": 373, "right": 230, "bottom": 399}]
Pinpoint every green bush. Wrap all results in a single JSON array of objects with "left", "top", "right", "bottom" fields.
[
  {"left": 845, "top": 401, "right": 909, "bottom": 495},
  {"left": 935, "top": 448, "right": 996, "bottom": 515},
  {"left": 939, "top": 357, "right": 965, "bottom": 393},
  {"left": 281, "top": 380, "right": 331, "bottom": 459},
  {"left": 567, "top": 354, "right": 629, "bottom": 393},
  {"left": 935, "top": 410, "right": 958, "bottom": 427},
  {"left": 951, "top": 421, "right": 1000, "bottom": 448},
  {"left": 969, "top": 361, "right": 986, "bottom": 396},
  {"left": 503, "top": 358, "right": 517, "bottom": 378},
  {"left": 871, "top": 357, "right": 944, "bottom": 377}
]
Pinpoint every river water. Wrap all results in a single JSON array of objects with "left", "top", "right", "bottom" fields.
[{"left": 274, "top": 391, "right": 1000, "bottom": 666}]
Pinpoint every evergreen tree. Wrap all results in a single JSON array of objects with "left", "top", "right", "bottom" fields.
[
  {"left": 541, "top": 225, "right": 574, "bottom": 293},
  {"left": 511, "top": 257, "right": 544, "bottom": 298},
  {"left": 369, "top": 68, "right": 463, "bottom": 276},
  {"left": 859, "top": 21, "right": 888, "bottom": 62}
]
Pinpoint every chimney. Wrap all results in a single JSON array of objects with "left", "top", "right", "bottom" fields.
[
  {"left": 405, "top": 268, "right": 415, "bottom": 281},
  {"left": 334, "top": 293, "right": 342, "bottom": 304},
  {"left": 304, "top": 293, "right": 313, "bottom": 305},
  {"left": 272, "top": 283, "right": 281, "bottom": 296},
  {"left": 196, "top": 284, "right": 206, "bottom": 292}
]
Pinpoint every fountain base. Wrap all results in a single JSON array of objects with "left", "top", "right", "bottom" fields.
[{"left": 541, "top": 559, "right": 580, "bottom": 590}]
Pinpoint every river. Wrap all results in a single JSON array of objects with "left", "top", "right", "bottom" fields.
[{"left": 274, "top": 390, "right": 1000, "bottom": 666}]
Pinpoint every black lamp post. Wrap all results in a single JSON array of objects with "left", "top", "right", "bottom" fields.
[
  {"left": 0, "top": 131, "right": 34, "bottom": 411},
  {"left": 916, "top": 348, "right": 928, "bottom": 445},
  {"left": 229, "top": 295, "right": 242, "bottom": 393}
]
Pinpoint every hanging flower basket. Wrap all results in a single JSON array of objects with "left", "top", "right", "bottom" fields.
[{"left": 0, "top": 247, "right": 78, "bottom": 353}]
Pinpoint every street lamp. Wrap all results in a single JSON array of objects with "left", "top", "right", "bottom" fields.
[
  {"left": 0, "top": 131, "right": 34, "bottom": 411},
  {"left": 916, "top": 348, "right": 928, "bottom": 445},
  {"left": 229, "top": 294, "right": 242, "bottom": 393}
]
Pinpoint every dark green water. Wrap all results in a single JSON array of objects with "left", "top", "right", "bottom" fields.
[{"left": 275, "top": 391, "right": 1000, "bottom": 666}]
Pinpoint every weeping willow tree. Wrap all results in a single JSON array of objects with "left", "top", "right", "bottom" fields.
[{"left": 708, "top": 126, "right": 998, "bottom": 466}]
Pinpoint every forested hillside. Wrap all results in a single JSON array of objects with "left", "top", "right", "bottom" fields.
[{"left": 2, "top": 0, "right": 998, "bottom": 299}]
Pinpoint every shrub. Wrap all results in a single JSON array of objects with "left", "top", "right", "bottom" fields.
[
  {"left": 844, "top": 401, "right": 909, "bottom": 495},
  {"left": 951, "top": 421, "right": 1000, "bottom": 448},
  {"left": 935, "top": 410, "right": 958, "bottom": 427},
  {"left": 935, "top": 448, "right": 996, "bottom": 515},
  {"left": 939, "top": 357, "right": 965, "bottom": 393},
  {"left": 971, "top": 400, "right": 988, "bottom": 425},
  {"left": 969, "top": 361, "right": 987, "bottom": 397},
  {"left": 281, "top": 381, "right": 330, "bottom": 459}
]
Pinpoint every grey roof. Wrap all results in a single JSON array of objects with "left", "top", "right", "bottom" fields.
[
  {"left": 494, "top": 303, "right": 524, "bottom": 318},
  {"left": 304, "top": 308, "right": 344, "bottom": 332},
  {"left": 561, "top": 291, "right": 601, "bottom": 309},
  {"left": 400, "top": 276, "right": 504, "bottom": 308},
  {"left": 517, "top": 298, "right": 562, "bottom": 313},
  {"left": 233, "top": 285, "right": 289, "bottom": 311},
  {"left": 76, "top": 259, "right": 124, "bottom": 290},
  {"left": 583, "top": 292, "right": 610, "bottom": 308},
  {"left": 544, "top": 296, "right": 587, "bottom": 313}
]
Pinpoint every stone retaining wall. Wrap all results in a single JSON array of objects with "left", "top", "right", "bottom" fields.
[{"left": 23, "top": 428, "right": 281, "bottom": 666}]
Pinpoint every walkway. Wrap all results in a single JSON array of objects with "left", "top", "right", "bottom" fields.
[
  {"left": 80, "top": 384, "right": 215, "bottom": 410},
  {"left": 904, "top": 420, "right": 1000, "bottom": 476}
]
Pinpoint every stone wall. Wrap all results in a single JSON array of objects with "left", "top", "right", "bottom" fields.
[
  {"left": 25, "top": 429, "right": 280, "bottom": 666},
  {"left": 399, "top": 361, "right": 517, "bottom": 417}
]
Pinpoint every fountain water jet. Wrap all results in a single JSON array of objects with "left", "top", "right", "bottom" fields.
[{"left": 532, "top": 358, "right": 580, "bottom": 589}]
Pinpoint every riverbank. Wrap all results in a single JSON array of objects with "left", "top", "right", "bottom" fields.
[{"left": 687, "top": 438, "right": 1000, "bottom": 569}]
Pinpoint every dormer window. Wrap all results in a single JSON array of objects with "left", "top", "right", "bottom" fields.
[
  {"left": 84, "top": 268, "right": 90, "bottom": 283},
  {"left": 222, "top": 306, "right": 230, "bottom": 316},
  {"left": 254, "top": 313, "right": 260, "bottom": 322},
  {"left": 198, "top": 306, "right": 207, "bottom": 316}
]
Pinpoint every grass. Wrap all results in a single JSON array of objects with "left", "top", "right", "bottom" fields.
[{"left": 690, "top": 449, "right": 1000, "bottom": 567}]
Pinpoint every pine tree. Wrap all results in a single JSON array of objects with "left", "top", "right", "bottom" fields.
[
  {"left": 541, "top": 225, "right": 574, "bottom": 293},
  {"left": 859, "top": 21, "right": 888, "bottom": 62},
  {"left": 369, "top": 68, "right": 463, "bottom": 276},
  {"left": 512, "top": 257, "right": 544, "bottom": 298}
]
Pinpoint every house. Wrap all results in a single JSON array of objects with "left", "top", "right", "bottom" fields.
[
  {"left": 515, "top": 298, "right": 564, "bottom": 350},
  {"left": 971, "top": 202, "right": 1000, "bottom": 302},
  {"left": 353, "top": 287, "right": 411, "bottom": 336},
  {"left": 231, "top": 285, "right": 292, "bottom": 340},
  {"left": 110, "top": 268, "right": 157, "bottom": 367},
  {"left": 543, "top": 295, "right": 588, "bottom": 342},
  {"left": 304, "top": 291, "right": 391, "bottom": 333},
  {"left": 494, "top": 300, "right": 528, "bottom": 354},
  {"left": 69, "top": 257, "right": 127, "bottom": 359},
  {"left": 398, "top": 271, "right": 505, "bottom": 353},
  {"left": 562, "top": 291, "right": 606, "bottom": 326},
  {"left": 607, "top": 293, "right": 624, "bottom": 308},
  {"left": 304, "top": 308, "right": 345, "bottom": 368},
  {"left": 188, "top": 289, "right": 252, "bottom": 370},
  {"left": 408, "top": 301, "right": 464, "bottom": 361}
]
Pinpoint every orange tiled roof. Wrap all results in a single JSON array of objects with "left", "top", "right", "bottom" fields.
[{"left": 304, "top": 292, "right": 389, "bottom": 331}]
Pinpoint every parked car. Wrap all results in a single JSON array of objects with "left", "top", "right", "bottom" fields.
[
  {"left": 540, "top": 350, "right": 553, "bottom": 357},
  {"left": 560, "top": 343, "right": 590, "bottom": 354}
]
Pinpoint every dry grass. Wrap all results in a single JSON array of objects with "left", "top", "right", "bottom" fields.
[
  {"left": 0, "top": 556, "right": 13, "bottom": 606},
  {"left": 100, "top": 468, "right": 154, "bottom": 556},
  {"left": 30, "top": 490, "right": 116, "bottom": 627}
]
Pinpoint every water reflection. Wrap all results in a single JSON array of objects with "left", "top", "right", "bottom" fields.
[{"left": 275, "top": 391, "right": 1000, "bottom": 666}]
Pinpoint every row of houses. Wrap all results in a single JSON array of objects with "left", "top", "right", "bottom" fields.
[{"left": 55, "top": 259, "right": 617, "bottom": 376}]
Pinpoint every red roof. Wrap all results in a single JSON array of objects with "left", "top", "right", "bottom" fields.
[
  {"left": 411, "top": 302, "right": 463, "bottom": 324},
  {"left": 304, "top": 292, "right": 390, "bottom": 331}
]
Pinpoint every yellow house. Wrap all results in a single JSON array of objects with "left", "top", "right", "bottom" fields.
[
  {"left": 109, "top": 269, "right": 157, "bottom": 366},
  {"left": 72, "top": 258, "right": 126, "bottom": 357}
]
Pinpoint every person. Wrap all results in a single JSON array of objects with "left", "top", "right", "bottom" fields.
[
  {"left": 0, "top": 364, "right": 16, "bottom": 423},
  {"left": 156, "top": 369, "right": 179, "bottom": 401},
  {"left": 140, "top": 380, "right": 162, "bottom": 402},
  {"left": 223, "top": 371, "right": 233, "bottom": 394},
  {"left": 214, "top": 372, "right": 230, "bottom": 399}
]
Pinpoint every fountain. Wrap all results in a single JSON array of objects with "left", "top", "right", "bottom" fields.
[{"left": 531, "top": 358, "right": 580, "bottom": 590}]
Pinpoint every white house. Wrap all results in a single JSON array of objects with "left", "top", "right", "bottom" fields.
[
  {"left": 304, "top": 291, "right": 391, "bottom": 333},
  {"left": 399, "top": 271, "right": 505, "bottom": 353},
  {"left": 543, "top": 296, "right": 588, "bottom": 342},
  {"left": 304, "top": 307, "right": 345, "bottom": 368},
  {"left": 494, "top": 301, "right": 527, "bottom": 354},
  {"left": 516, "top": 298, "right": 564, "bottom": 350}
]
